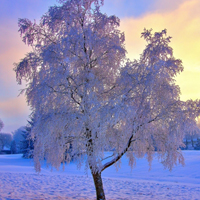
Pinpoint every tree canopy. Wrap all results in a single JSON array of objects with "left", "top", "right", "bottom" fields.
[{"left": 14, "top": 0, "right": 200, "bottom": 199}]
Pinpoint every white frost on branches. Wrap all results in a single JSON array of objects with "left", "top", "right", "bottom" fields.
[{"left": 14, "top": 0, "right": 200, "bottom": 175}]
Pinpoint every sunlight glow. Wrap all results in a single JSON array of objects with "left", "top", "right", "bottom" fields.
[{"left": 120, "top": 0, "right": 200, "bottom": 100}]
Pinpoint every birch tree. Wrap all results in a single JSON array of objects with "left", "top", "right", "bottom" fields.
[{"left": 14, "top": 0, "right": 200, "bottom": 199}]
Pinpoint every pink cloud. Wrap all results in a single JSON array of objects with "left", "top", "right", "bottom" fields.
[
  {"left": 0, "top": 20, "right": 31, "bottom": 132},
  {"left": 0, "top": 21, "right": 31, "bottom": 86},
  {"left": 0, "top": 95, "right": 30, "bottom": 118},
  {"left": 152, "top": 0, "right": 187, "bottom": 13},
  {"left": 0, "top": 0, "right": 57, "bottom": 132}
]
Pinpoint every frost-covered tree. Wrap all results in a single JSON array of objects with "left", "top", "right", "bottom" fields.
[
  {"left": 183, "top": 116, "right": 200, "bottom": 149},
  {"left": 12, "top": 126, "right": 26, "bottom": 153},
  {"left": 10, "top": 140, "right": 17, "bottom": 154},
  {"left": 0, "top": 133, "right": 12, "bottom": 152},
  {"left": 14, "top": 0, "right": 200, "bottom": 199},
  {"left": 21, "top": 120, "right": 34, "bottom": 158}
]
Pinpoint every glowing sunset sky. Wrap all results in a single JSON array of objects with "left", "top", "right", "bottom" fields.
[{"left": 0, "top": 0, "right": 200, "bottom": 133}]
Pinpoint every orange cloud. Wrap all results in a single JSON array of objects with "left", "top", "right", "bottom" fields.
[{"left": 120, "top": 0, "right": 200, "bottom": 100}]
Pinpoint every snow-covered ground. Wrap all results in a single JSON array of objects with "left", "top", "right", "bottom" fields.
[{"left": 0, "top": 151, "right": 200, "bottom": 200}]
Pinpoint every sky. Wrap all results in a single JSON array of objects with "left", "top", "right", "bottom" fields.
[{"left": 0, "top": 0, "right": 200, "bottom": 133}]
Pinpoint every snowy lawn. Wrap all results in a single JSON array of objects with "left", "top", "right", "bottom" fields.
[{"left": 0, "top": 151, "right": 200, "bottom": 200}]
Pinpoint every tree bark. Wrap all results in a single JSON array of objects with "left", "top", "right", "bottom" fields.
[{"left": 92, "top": 172, "right": 106, "bottom": 200}]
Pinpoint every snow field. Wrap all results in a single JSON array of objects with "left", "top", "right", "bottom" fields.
[
  {"left": 1, "top": 173, "right": 200, "bottom": 200},
  {"left": 0, "top": 151, "right": 200, "bottom": 200}
]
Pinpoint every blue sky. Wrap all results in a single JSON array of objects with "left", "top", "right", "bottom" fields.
[{"left": 0, "top": 0, "right": 200, "bottom": 133}]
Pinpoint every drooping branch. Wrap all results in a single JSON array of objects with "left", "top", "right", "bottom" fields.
[
  {"left": 100, "top": 114, "right": 160, "bottom": 172},
  {"left": 101, "top": 134, "right": 135, "bottom": 172},
  {"left": 100, "top": 153, "right": 114, "bottom": 162}
]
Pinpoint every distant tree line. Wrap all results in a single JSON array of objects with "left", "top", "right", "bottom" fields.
[
  {"left": 182, "top": 119, "right": 200, "bottom": 150},
  {"left": 0, "top": 118, "right": 34, "bottom": 156},
  {"left": 0, "top": 116, "right": 200, "bottom": 156}
]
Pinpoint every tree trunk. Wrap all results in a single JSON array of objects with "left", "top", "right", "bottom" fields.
[{"left": 92, "top": 172, "right": 106, "bottom": 200}]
